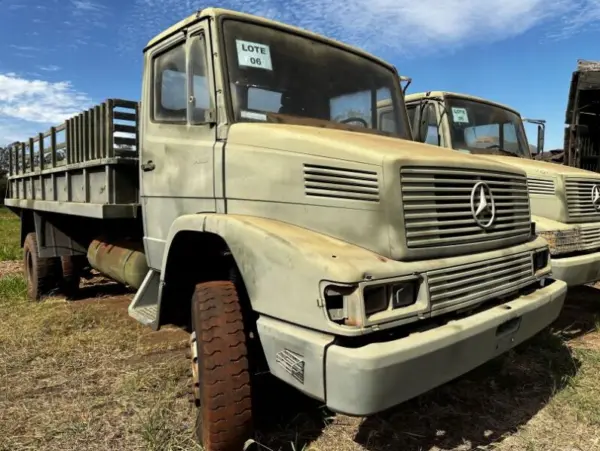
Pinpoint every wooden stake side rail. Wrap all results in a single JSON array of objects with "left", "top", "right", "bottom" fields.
[
  {"left": 7, "top": 98, "right": 139, "bottom": 177},
  {"left": 4, "top": 99, "right": 141, "bottom": 218}
]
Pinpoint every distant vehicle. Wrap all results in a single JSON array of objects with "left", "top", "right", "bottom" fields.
[
  {"left": 564, "top": 59, "right": 600, "bottom": 171},
  {"left": 3, "top": 8, "right": 566, "bottom": 451},
  {"left": 386, "top": 89, "right": 600, "bottom": 287}
]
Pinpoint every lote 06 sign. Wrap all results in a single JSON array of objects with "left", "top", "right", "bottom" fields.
[{"left": 236, "top": 39, "right": 273, "bottom": 70}]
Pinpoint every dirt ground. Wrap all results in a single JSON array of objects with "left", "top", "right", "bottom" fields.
[{"left": 2, "top": 204, "right": 600, "bottom": 450}]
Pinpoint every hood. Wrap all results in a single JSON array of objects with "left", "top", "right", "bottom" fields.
[
  {"left": 477, "top": 154, "right": 600, "bottom": 179},
  {"left": 227, "top": 122, "right": 528, "bottom": 175}
]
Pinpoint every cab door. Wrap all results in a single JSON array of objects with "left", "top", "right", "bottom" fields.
[{"left": 139, "top": 21, "right": 218, "bottom": 270}]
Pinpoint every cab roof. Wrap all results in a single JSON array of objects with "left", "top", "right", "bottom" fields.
[
  {"left": 404, "top": 91, "right": 520, "bottom": 115},
  {"left": 145, "top": 7, "right": 395, "bottom": 71}
]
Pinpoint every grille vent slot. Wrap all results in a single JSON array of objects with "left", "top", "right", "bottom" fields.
[
  {"left": 303, "top": 164, "right": 379, "bottom": 202},
  {"left": 400, "top": 167, "right": 531, "bottom": 249},
  {"left": 527, "top": 177, "right": 555, "bottom": 195},
  {"left": 565, "top": 177, "right": 600, "bottom": 220}
]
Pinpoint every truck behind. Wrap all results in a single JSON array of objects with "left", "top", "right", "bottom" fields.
[{"left": 381, "top": 90, "right": 600, "bottom": 287}]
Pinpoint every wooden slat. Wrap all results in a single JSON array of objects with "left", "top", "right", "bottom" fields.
[
  {"left": 39, "top": 133, "right": 45, "bottom": 170},
  {"left": 66, "top": 119, "right": 72, "bottom": 164},
  {"left": 106, "top": 99, "right": 115, "bottom": 158},
  {"left": 56, "top": 123, "right": 66, "bottom": 133},
  {"left": 78, "top": 113, "right": 84, "bottom": 163},
  {"left": 8, "top": 145, "right": 13, "bottom": 176},
  {"left": 50, "top": 126, "right": 57, "bottom": 168},
  {"left": 135, "top": 102, "right": 140, "bottom": 155},
  {"left": 94, "top": 105, "right": 101, "bottom": 160},
  {"left": 28, "top": 138, "right": 34, "bottom": 172},
  {"left": 20, "top": 142, "right": 25, "bottom": 174},
  {"left": 114, "top": 124, "right": 137, "bottom": 134},
  {"left": 114, "top": 137, "right": 137, "bottom": 146},
  {"left": 83, "top": 109, "right": 90, "bottom": 161},
  {"left": 112, "top": 99, "right": 138, "bottom": 109},
  {"left": 100, "top": 102, "right": 106, "bottom": 158},
  {"left": 114, "top": 111, "right": 137, "bottom": 121}
]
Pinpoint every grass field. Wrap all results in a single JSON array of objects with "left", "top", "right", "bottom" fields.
[{"left": 1, "top": 206, "right": 600, "bottom": 450}]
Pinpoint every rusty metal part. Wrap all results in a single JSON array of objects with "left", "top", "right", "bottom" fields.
[
  {"left": 189, "top": 331, "right": 200, "bottom": 406},
  {"left": 86, "top": 238, "right": 148, "bottom": 289}
]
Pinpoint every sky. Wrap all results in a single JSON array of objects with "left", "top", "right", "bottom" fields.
[{"left": 0, "top": 0, "right": 599, "bottom": 149}]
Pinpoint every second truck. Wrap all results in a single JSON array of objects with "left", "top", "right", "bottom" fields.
[
  {"left": 380, "top": 90, "right": 600, "bottom": 287},
  {"left": 3, "top": 8, "right": 566, "bottom": 451}
]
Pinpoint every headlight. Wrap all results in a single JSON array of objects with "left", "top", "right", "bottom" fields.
[
  {"left": 533, "top": 248, "right": 550, "bottom": 272},
  {"left": 538, "top": 229, "right": 581, "bottom": 256},
  {"left": 364, "top": 281, "right": 418, "bottom": 316}
]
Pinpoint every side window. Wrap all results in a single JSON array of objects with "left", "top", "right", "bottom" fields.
[
  {"left": 189, "top": 34, "right": 211, "bottom": 124},
  {"left": 424, "top": 104, "right": 439, "bottom": 146},
  {"left": 153, "top": 43, "right": 187, "bottom": 122},
  {"left": 379, "top": 110, "right": 396, "bottom": 133}
]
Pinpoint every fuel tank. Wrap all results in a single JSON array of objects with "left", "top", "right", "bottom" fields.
[{"left": 87, "top": 239, "right": 148, "bottom": 289}]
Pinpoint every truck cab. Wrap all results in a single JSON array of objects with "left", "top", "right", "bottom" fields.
[
  {"left": 387, "top": 91, "right": 600, "bottom": 286},
  {"left": 4, "top": 9, "right": 566, "bottom": 451}
]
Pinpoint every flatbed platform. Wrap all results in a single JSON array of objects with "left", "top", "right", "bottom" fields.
[{"left": 5, "top": 99, "right": 141, "bottom": 219}]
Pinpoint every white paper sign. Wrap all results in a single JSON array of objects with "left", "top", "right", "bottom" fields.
[
  {"left": 236, "top": 40, "right": 273, "bottom": 70},
  {"left": 451, "top": 107, "right": 469, "bottom": 123},
  {"left": 241, "top": 110, "right": 267, "bottom": 121}
]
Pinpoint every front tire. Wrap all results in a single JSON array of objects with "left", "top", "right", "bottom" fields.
[
  {"left": 189, "top": 280, "right": 254, "bottom": 451},
  {"left": 23, "top": 232, "right": 59, "bottom": 301}
]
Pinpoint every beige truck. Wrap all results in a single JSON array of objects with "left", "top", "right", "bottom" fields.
[
  {"left": 380, "top": 90, "right": 600, "bottom": 287},
  {"left": 3, "top": 8, "right": 566, "bottom": 451}
]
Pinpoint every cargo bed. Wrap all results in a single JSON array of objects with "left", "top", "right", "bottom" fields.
[{"left": 4, "top": 99, "right": 141, "bottom": 219}]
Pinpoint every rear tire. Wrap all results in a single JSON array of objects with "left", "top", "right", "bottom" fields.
[
  {"left": 23, "top": 232, "right": 59, "bottom": 301},
  {"left": 59, "top": 255, "right": 82, "bottom": 300},
  {"left": 189, "top": 280, "right": 254, "bottom": 451}
]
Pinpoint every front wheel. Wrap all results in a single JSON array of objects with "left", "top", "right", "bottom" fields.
[{"left": 189, "top": 280, "right": 254, "bottom": 451}]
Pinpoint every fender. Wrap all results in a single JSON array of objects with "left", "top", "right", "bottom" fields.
[{"left": 160, "top": 213, "right": 404, "bottom": 332}]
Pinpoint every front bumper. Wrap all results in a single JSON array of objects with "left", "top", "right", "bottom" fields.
[
  {"left": 257, "top": 278, "right": 566, "bottom": 416},
  {"left": 551, "top": 250, "right": 600, "bottom": 286}
]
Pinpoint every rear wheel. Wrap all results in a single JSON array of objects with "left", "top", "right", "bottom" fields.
[
  {"left": 59, "top": 255, "right": 82, "bottom": 300},
  {"left": 23, "top": 232, "right": 59, "bottom": 301},
  {"left": 189, "top": 280, "right": 254, "bottom": 451}
]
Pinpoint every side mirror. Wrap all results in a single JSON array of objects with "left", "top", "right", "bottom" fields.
[
  {"left": 537, "top": 124, "right": 545, "bottom": 155},
  {"left": 523, "top": 118, "right": 546, "bottom": 157}
]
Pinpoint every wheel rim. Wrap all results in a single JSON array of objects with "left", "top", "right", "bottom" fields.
[
  {"left": 26, "top": 250, "right": 33, "bottom": 286},
  {"left": 189, "top": 331, "right": 201, "bottom": 407}
]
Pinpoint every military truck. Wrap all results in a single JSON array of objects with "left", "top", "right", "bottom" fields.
[
  {"left": 564, "top": 59, "right": 600, "bottom": 170},
  {"left": 384, "top": 90, "right": 600, "bottom": 286},
  {"left": 4, "top": 8, "right": 566, "bottom": 451}
]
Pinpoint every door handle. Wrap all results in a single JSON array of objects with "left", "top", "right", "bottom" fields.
[{"left": 141, "top": 160, "right": 155, "bottom": 172}]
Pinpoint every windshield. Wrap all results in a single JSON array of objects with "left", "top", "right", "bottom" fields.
[
  {"left": 222, "top": 19, "right": 408, "bottom": 138},
  {"left": 445, "top": 97, "right": 531, "bottom": 158}
]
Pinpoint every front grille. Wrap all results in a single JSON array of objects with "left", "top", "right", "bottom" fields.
[
  {"left": 565, "top": 177, "right": 600, "bottom": 221},
  {"left": 400, "top": 167, "right": 531, "bottom": 248},
  {"left": 427, "top": 251, "right": 535, "bottom": 313},
  {"left": 580, "top": 226, "right": 600, "bottom": 252},
  {"left": 527, "top": 177, "right": 555, "bottom": 195}
]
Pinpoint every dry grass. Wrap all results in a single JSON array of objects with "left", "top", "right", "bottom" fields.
[
  {"left": 1, "top": 207, "right": 600, "bottom": 450},
  {"left": 0, "top": 206, "right": 20, "bottom": 262}
]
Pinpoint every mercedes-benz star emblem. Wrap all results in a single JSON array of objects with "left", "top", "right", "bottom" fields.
[
  {"left": 591, "top": 185, "right": 600, "bottom": 211},
  {"left": 470, "top": 181, "right": 496, "bottom": 229}
]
